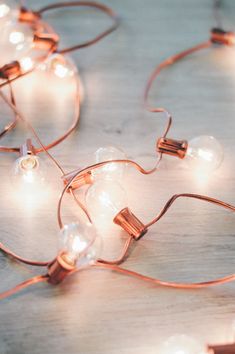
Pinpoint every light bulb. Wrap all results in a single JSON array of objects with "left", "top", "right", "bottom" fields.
[
  {"left": 40, "top": 53, "right": 77, "bottom": 79},
  {"left": 19, "top": 56, "right": 34, "bottom": 71},
  {"left": 0, "top": 20, "right": 34, "bottom": 67},
  {"left": 58, "top": 222, "right": 102, "bottom": 267},
  {"left": 12, "top": 154, "right": 46, "bottom": 190},
  {"left": 185, "top": 135, "right": 223, "bottom": 173},
  {"left": 92, "top": 146, "right": 127, "bottom": 181},
  {"left": 86, "top": 180, "right": 127, "bottom": 230},
  {"left": 0, "top": 0, "right": 16, "bottom": 21},
  {"left": 159, "top": 335, "right": 206, "bottom": 354}
]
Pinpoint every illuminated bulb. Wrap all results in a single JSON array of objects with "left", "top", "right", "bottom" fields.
[
  {"left": 0, "top": 20, "right": 34, "bottom": 67},
  {"left": 19, "top": 56, "right": 34, "bottom": 71},
  {"left": 0, "top": 3, "right": 10, "bottom": 18},
  {"left": 12, "top": 155, "right": 46, "bottom": 190},
  {"left": 0, "top": 0, "right": 16, "bottom": 21},
  {"left": 159, "top": 335, "right": 206, "bottom": 354},
  {"left": 185, "top": 136, "right": 223, "bottom": 173},
  {"left": 58, "top": 222, "right": 102, "bottom": 267},
  {"left": 92, "top": 146, "right": 127, "bottom": 181},
  {"left": 40, "top": 54, "right": 77, "bottom": 79},
  {"left": 86, "top": 180, "right": 127, "bottom": 230}
]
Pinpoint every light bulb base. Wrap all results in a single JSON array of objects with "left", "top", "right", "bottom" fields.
[
  {"left": 63, "top": 171, "right": 93, "bottom": 191},
  {"left": 34, "top": 33, "right": 59, "bottom": 51},
  {"left": 47, "top": 253, "right": 76, "bottom": 285},
  {"left": 210, "top": 28, "right": 235, "bottom": 46},
  {"left": 207, "top": 343, "right": 235, "bottom": 354},
  {"left": 19, "top": 7, "right": 41, "bottom": 23},
  {"left": 0, "top": 61, "right": 21, "bottom": 79},
  {"left": 157, "top": 137, "right": 188, "bottom": 159},
  {"left": 113, "top": 207, "right": 147, "bottom": 240},
  {"left": 20, "top": 139, "right": 36, "bottom": 157}
]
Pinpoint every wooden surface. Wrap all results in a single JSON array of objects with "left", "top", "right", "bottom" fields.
[{"left": 1, "top": 0, "right": 235, "bottom": 353}]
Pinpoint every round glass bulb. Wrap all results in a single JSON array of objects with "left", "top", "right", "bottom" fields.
[
  {"left": 0, "top": 0, "right": 17, "bottom": 22},
  {"left": 159, "top": 335, "right": 205, "bottom": 354},
  {"left": 185, "top": 135, "right": 223, "bottom": 173},
  {"left": 86, "top": 180, "right": 127, "bottom": 230},
  {"left": 92, "top": 146, "right": 127, "bottom": 182},
  {"left": 0, "top": 20, "right": 34, "bottom": 67},
  {"left": 12, "top": 155, "right": 46, "bottom": 191},
  {"left": 40, "top": 53, "right": 77, "bottom": 79},
  {"left": 58, "top": 222, "right": 102, "bottom": 267}
]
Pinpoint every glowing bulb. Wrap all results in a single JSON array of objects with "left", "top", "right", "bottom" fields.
[
  {"left": 40, "top": 54, "right": 77, "bottom": 79},
  {"left": 159, "top": 335, "right": 206, "bottom": 354},
  {"left": 58, "top": 222, "right": 102, "bottom": 267},
  {"left": 12, "top": 155, "right": 46, "bottom": 191},
  {"left": 19, "top": 56, "right": 33, "bottom": 71},
  {"left": 92, "top": 146, "right": 127, "bottom": 181},
  {"left": 86, "top": 180, "right": 127, "bottom": 230},
  {"left": 185, "top": 135, "right": 223, "bottom": 173},
  {"left": 0, "top": 3, "right": 10, "bottom": 18},
  {"left": 0, "top": 21, "right": 34, "bottom": 67}
]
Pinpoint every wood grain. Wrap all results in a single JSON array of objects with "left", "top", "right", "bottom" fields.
[{"left": 1, "top": 0, "right": 235, "bottom": 353}]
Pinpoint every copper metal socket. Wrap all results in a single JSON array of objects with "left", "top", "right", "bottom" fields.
[
  {"left": 19, "top": 7, "right": 41, "bottom": 23},
  {"left": 210, "top": 28, "right": 235, "bottom": 46},
  {"left": 157, "top": 137, "right": 188, "bottom": 159},
  {"left": 34, "top": 33, "right": 59, "bottom": 51},
  {"left": 63, "top": 171, "right": 93, "bottom": 191},
  {"left": 47, "top": 253, "right": 75, "bottom": 285},
  {"left": 113, "top": 207, "right": 147, "bottom": 240},
  {"left": 207, "top": 343, "right": 235, "bottom": 354},
  {"left": 0, "top": 61, "right": 21, "bottom": 79}
]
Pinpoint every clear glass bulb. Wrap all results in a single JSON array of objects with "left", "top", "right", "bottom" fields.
[
  {"left": 0, "top": 0, "right": 17, "bottom": 22},
  {"left": 86, "top": 180, "right": 127, "bottom": 230},
  {"left": 159, "top": 335, "right": 206, "bottom": 354},
  {"left": 92, "top": 146, "right": 127, "bottom": 182},
  {"left": 40, "top": 53, "right": 77, "bottom": 79},
  {"left": 185, "top": 135, "right": 223, "bottom": 173},
  {"left": 58, "top": 222, "right": 102, "bottom": 267},
  {"left": 0, "top": 20, "right": 34, "bottom": 67},
  {"left": 12, "top": 155, "right": 46, "bottom": 191}
]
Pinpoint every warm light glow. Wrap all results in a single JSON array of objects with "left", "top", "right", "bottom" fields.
[
  {"left": 0, "top": 3, "right": 9, "bottom": 17},
  {"left": 54, "top": 63, "right": 69, "bottom": 78},
  {"left": 20, "top": 56, "right": 33, "bottom": 71},
  {"left": 9, "top": 31, "right": 25, "bottom": 45},
  {"left": 159, "top": 335, "right": 206, "bottom": 354}
]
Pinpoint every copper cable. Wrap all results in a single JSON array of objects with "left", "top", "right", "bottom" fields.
[{"left": 35, "top": 1, "right": 119, "bottom": 54}]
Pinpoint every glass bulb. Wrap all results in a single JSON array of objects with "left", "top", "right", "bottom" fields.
[
  {"left": 159, "top": 335, "right": 206, "bottom": 354},
  {"left": 185, "top": 135, "right": 223, "bottom": 173},
  {"left": 40, "top": 53, "right": 77, "bottom": 79},
  {"left": 0, "top": 0, "right": 17, "bottom": 22},
  {"left": 92, "top": 146, "right": 127, "bottom": 182},
  {"left": 12, "top": 155, "right": 46, "bottom": 190},
  {"left": 0, "top": 20, "right": 34, "bottom": 67},
  {"left": 58, "top": 222, "right": 102, "bottom": 267},
  {"left": 86, "top": 180, "right": 127, "bottom": 231}
]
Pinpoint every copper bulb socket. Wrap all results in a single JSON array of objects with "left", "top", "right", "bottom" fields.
[
  {"left": 157, "top": 137, "right": 188, "bottom": 159},
  {"left": 207, "top": 343, "right": 235, "bottom": 354},
  {"left": 113, "top": 207, "right": 147, "bottom": 240},
  {"left": 19, "top": 7, "right": 41, "bottom": 23},
  {"left": 47, "top": 253, "right": 75, "bottom": 285},
  {"left": 210, "top": 28, "right": 235, "bottom": 46},
  {"left": 63, "top": 170, "right": 93, "bottom": 191},
  {"left": 0, "top": 61, "right": 21, "bottom": 79},
  {"left": 34, "top": 33, "right": 59, "bottom": 51}
]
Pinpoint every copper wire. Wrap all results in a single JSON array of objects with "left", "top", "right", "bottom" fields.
[{"left": 36, "top": 1, "right": 119, "bottom": 54}]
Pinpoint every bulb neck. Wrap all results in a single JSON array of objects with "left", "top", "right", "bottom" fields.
[
  {"left": 157, "top": 137, "right": 188, "bottom": 159},
  {"left": 210, "top": 28, "right": 235, "bottom": 46},
  {"left": 20, "top": 139, "right": 36, "bottom": 157},
  {"left": 113, "top": 207, "right": 147, "bottom": 240},
  {"left": 207, "top": 343, "right": 235, "bottom": 354},
  {"left": 47, "top": 253, "right": 76, "bottom": 285},
  {"left": 62, "top": 170, "right": 94, "bottom": 191}
]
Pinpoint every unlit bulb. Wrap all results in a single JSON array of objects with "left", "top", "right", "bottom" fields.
[
  {"left": 159, "top": 335, "right": 206, "bottom": 354},
  {"left": 86, "top": 180, "right": 127, "bottom": 230},
  {"left": 58, "top": 222, "right": 102, "bottom": 267},
  {"left": 185, "top": 135, "right": 223, "bottom": 173},
  {"left": 92, "top": 146, "right": 127, "bottom": 182}
]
